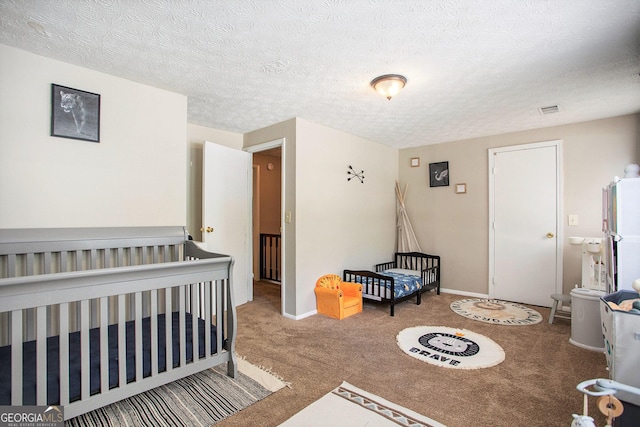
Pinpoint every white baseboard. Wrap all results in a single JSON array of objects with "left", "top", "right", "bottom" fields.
[
  {"left": 440, "top": 288, "right": 488, "bottom": 299},
  {"left": 283, "top": 309, "right": 317, "bottom": 320}
]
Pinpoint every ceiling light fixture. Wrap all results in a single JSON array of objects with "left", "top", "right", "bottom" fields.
[{"left": 370, "top": 74, "right": 407, "bottom": 100}]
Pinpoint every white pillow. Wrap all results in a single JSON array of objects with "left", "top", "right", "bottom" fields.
[{"left": 385, "top": 268, "right": 421, "bottom": 277}]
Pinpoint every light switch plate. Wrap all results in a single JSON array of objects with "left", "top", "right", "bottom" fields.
[{"left": 568, "top": 214, "right": 578, "bottom": 226}]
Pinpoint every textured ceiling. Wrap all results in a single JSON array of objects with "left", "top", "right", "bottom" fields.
[{"left": 1, "top": 0, "right": 639, "bottom": 149}]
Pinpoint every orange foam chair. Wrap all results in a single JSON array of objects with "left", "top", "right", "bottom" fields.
[{"left": 314, "top": 274, "right": 362, "bottom": 320}]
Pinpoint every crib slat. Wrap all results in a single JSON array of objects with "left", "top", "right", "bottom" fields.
[
  {"left": 150, "top": 289, "right": 158, "bottom": 376},
  {"left": 216, "top": 279, "right": 223, "bottom": 355},
  {"left": 134, "top": 291, "right": 143, "bottom": 381},
  {"left": 89, "top": 249, "right": 97, "bottom": 270},
  {"left": 99, "top": 297, "right": 109, "bottom": 393},
  {"left": 80, "top": 299, "right": 90, "bottom": 401},
  {"left": 191, "top": 283, "right": 198, "bottom": 361},
  {"left": 11, "top": 310, "right": 22, "bottom": 405},
  {"left": 104, "top": 248, "right": 111, "bottom": 268},
  {"left": 36, "top": 305, "right": 47, "bottom": 405},
  {"left": 60, "top": 251, "right": 68, "bottom": 273},
  {"left": 204, "top": 282, "right": 211, "bottom": 359},
  {"left": 43, "top": 252, "right": 51, "bottom": 274},
  {"left": 179, "top": 285, "right": 186, "bottom": 367},
  {"left": 26, "top": 252, "right": 34, "bottom": 276},
  {"left": 59, "top": 303, "right": 70, "bottom": 407},
  {"left": 117, "top": 294, "right": 126, "bottom": 387},
  {"left": 165, "top": 287, "right": 173, "bottom": 373}
]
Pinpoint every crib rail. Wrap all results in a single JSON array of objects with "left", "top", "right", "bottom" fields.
[{"left": 0, "top": 226, "right": 188, "bottom": 278}]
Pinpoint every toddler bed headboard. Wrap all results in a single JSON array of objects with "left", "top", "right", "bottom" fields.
[{"left": 0, "top": 226, "right": 236, "bottom": 420}]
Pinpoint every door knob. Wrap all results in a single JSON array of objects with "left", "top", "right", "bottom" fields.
[
  {"left": 200, "top": 227, "right": 214, "bottom": 233},
  {"left": 547, "top": 232, "right": 555, "bottom": 238}
]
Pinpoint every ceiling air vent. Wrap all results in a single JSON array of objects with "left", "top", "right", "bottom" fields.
[{"left": 538, "top": 105, "right": 559, "bottom": 115}]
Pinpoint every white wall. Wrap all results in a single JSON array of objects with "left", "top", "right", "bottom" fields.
[
  {"left": 399, "top": 114, "right": 640, "bottom": 296},
  {"left": 295, "top": 118, "right": 398, "bottom": 315},
  {"left": 0, "top": 44, "right": 187, "bottom": 228},
  {"left": 244, "top": 118, "right": 398, "bottom": 317}
]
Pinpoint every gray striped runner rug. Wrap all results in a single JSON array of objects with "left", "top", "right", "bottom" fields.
[{"left": 66, "top": 363, "right": 276, "bottom": 426}]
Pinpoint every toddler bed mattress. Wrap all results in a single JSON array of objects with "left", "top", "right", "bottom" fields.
[
  {"left": 0, "top": 312, "right": 219, "bottom": 406},
  {"left": 374, "top": 269, "right": 422, "bottom": 299}
]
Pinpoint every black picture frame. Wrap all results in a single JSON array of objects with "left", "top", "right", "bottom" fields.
[
  {"left": 51, "top": 83, "right": 100, "bottom": 142},
  {"left": 429, "top": 161, "right": 449, "bottom": 187}
]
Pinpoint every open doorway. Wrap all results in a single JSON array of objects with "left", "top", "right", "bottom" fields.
[{"left": 247, "top": 140, "right": 284, "bottom": 314}]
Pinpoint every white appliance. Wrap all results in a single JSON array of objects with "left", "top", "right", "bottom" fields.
[
  {"left": 581, "top": 238, "right": 606, "bottom": 291},
  {"left": 569, "top": 236, "right": 606, "bottom": 291},
  {"left": 602, "top": 176, "right": 640, "bottom": 293}
]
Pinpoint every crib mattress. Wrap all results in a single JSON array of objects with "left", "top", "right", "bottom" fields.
[{"left": 0, "top": 312, "right": 219, "bottom": 406}]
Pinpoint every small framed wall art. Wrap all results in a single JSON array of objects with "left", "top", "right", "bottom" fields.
[
  {"left": 429, "top": 161, "right": 449, "bottom": 187},
  {"left": 51, "top": 83, "right": 101, "bottom": 142},
  {"left": 455, "top": 183, "right": 467, "bottom": 194},
  {"left": 410, "top": 157, "right": 420, "bottom": 167}
]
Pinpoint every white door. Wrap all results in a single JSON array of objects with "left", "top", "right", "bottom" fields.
[
  {"left": 202, "top": 141, "right": 252, "bottom": 306},
  {"left": 489, "top": 141, "right": 562, "bottom": 307}
]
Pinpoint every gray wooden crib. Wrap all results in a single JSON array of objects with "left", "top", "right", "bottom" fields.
[{"left": 0, "top": 226, "right": 237, "bottom": 420}]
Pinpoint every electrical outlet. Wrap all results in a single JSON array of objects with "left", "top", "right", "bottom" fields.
[{"left": 568, "top": 214, "right": 578, "bottom": 226}]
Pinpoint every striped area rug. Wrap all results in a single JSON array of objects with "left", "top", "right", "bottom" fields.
[{"left": 66, "top": 359, "right": 286, "bottom": 426}]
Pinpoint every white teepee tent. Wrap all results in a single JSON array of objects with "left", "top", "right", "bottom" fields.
[{"left": 395, "top": 181, "right": 422, "bottom": 252}]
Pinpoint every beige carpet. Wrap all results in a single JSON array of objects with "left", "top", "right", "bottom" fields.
[{"left": 217, "top": 281, "right": 609, "bottom": 427}]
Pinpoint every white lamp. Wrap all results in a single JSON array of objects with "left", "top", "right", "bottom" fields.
[{"left": 370, "top": 74, "right": 407, "bottom": 100}]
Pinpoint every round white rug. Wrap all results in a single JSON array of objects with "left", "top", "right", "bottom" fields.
[
  {"left": 396, "top": 326, "right": 505, "bottom": 369},
  {"left": 450, "top": 298, "right": 543, "bottom": 325}
]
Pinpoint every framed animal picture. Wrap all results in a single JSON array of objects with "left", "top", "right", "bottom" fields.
[
  {"left": 51, "top": 83, "right": 100, "bottom": 142},
  {"left": 429, "top": 161, "right": 449, "bottom": 187}
]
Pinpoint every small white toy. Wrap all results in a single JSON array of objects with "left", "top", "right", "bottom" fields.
[
  {"left": 571, "top": 414, "right": 596, "bottom": 427},
  {"left": 623, "top": 164, "right": 640, "bottom": 178}
]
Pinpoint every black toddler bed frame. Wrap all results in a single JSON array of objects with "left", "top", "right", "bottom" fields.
[
  {"left": 0, "top": 226, "right": 237, "bottom": 420},
  {"left": 344, "top": 252, "right": 440, "bottom": 316}
]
